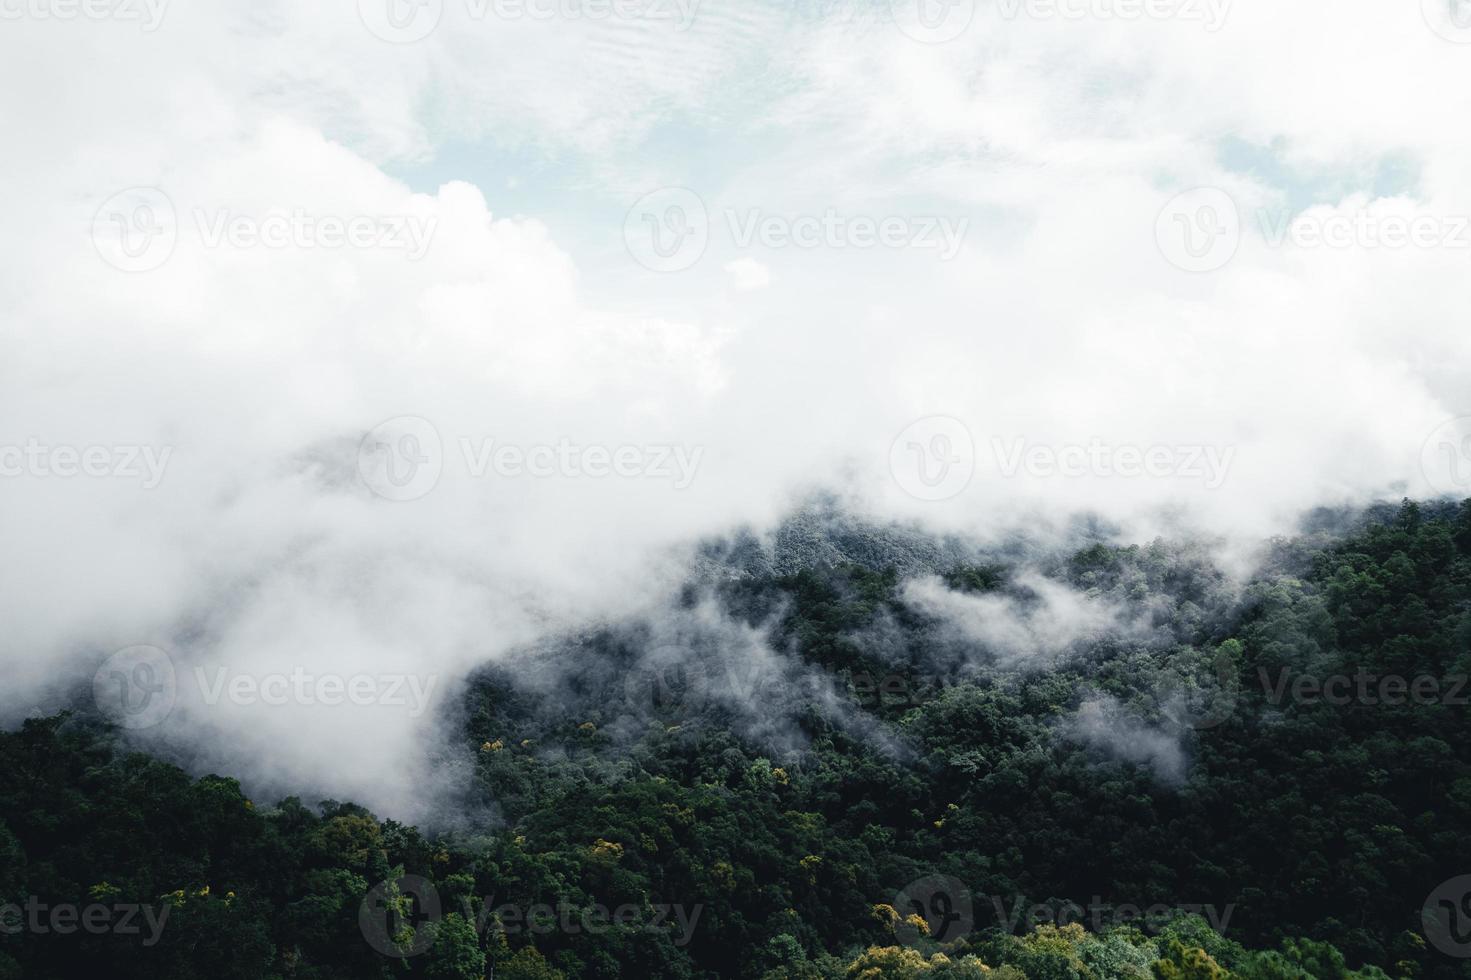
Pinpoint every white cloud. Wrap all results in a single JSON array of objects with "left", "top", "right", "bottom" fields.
[
  {"left": 902, "top": 573, "right": 1133, "bottom": 665},
  {"left": 1063, "top": 695, "right": 1187, "bottom": 784},
  {"left": 1, "top": 0, "right": 1468, "bottom": 817},
  {"left": 724, "top": 257, "right": 771, "bottom": 291}
]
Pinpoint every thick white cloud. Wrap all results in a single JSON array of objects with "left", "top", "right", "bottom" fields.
[
  {"left": 1, "top": 0, "right": 1468, "bottom": 817},
  {"left": 902, "top": 573, "right": 1137, "bottom": 665}
]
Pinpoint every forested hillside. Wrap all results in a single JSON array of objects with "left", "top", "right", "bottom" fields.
[{"left": 3, "top": 500, "right": 1469, "bottom": 979}]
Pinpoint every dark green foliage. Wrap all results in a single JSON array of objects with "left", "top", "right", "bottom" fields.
[{"left": 3, "top": 500, "right": 1470, "bottom": 977}]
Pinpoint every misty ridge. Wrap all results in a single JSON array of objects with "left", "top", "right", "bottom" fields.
[
  {"left": 408, "top": 495, "right": 1416, "bottom": 819},
  {"left": 5, "top": 483, "right": 1288, "bottom": 823},
  {"left": 11, "top": 0, "right": 1471, "bottom": 975},
  {"left": 34, "top": 490, "right": 1430, "bottom": 826},
  {"left": 8, "top": 490, "right": 1469, "bottom": 978}
]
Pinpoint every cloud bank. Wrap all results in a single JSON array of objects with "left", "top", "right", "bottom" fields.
[{"left": 2, "top": 0, "right": 1469, "bottom": 817}]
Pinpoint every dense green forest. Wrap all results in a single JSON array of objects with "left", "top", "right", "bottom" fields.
[{"left": 3, "top": 499, "right": 1470, "bottom": 979}]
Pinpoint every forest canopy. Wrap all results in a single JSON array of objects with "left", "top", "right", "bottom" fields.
[{"left": 2, "top": 499, "right": 1469, "bottom": 979}]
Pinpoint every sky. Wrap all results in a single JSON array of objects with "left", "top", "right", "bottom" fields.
[{"left": 2, "top": 0, "right": 1471, "bottom": 818}]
